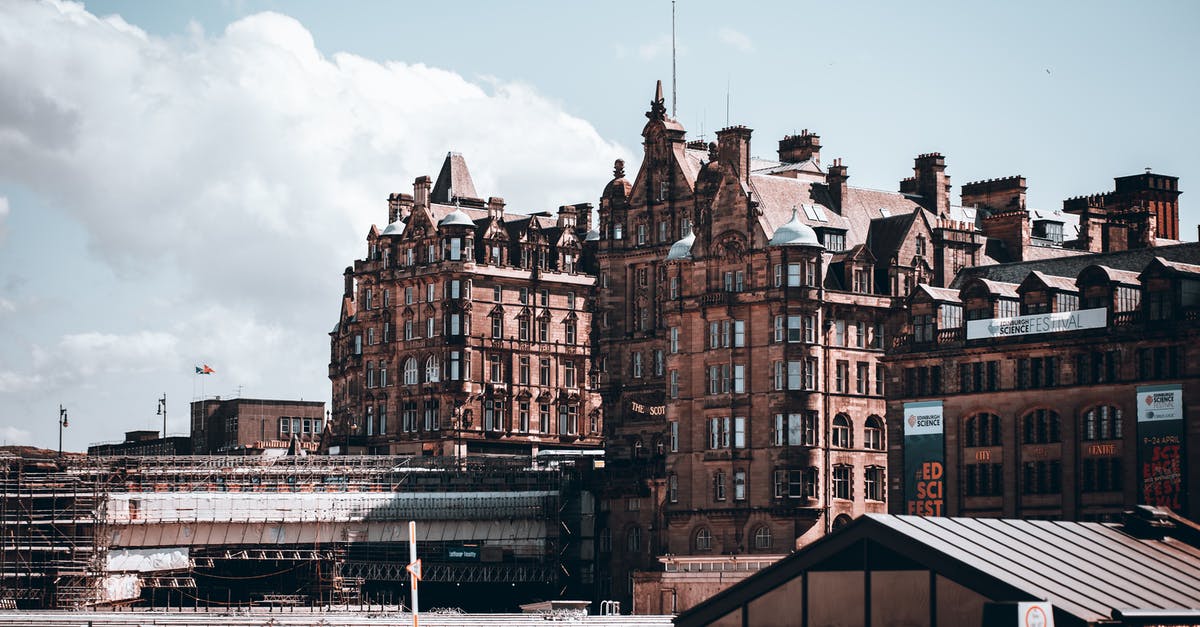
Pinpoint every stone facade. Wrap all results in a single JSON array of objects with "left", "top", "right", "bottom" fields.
[
  {"left": 328, "top": 153, "right": 602, "bottom": 457},
  {"left": 190, "top": 397, "right": 326, "bottom": 454},
  {"left": 885, "top": 245, "right": 1200, "bottom": 522}
]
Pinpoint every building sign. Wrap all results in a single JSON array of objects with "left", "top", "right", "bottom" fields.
[
  {"left": 1017, "top": 602, "right": 1055, "bottom": 627},
  {"left": 628, "top": 401, "right": 666, "bottom": 417},
  {"left": 445, "top": 545, "right": 480, "bottom": 561},
  {"left": 1137, "top": 384, "right": 1185, "bottom": 511},
  {"left": 903, "top": 401, "right": 944, "bottom": 516},
  {"left": 965, "top": 308, "right": 1106, "bottom": 340}
]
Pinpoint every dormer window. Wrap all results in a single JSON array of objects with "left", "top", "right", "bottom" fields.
[
  {"left": 818, "top": 229, "right": 846, "bottom": 252},
  {"left": 915, "top": 235, "right": 927, "bottom": 257}
]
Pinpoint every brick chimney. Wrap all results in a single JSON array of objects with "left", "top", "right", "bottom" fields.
[
  {"left": 961, "top": 176, "right": 1026, "bottom": 214},
  {"left": 778, "top": 130, "right": 821, "bottom": 164},
  {"left": 557, "top": 204, "right": 578, "bottom": 229},
  {"left": 826, "top": 158, "right": 848, "bottom": 213},
  {"left": 487, "top": 196, "right": 506, "bottom": 221},
  {"left": 716, "top": 126, "right": 753, "bottom": 184},
  {"left": 388, "top": 192, "right": 414, "bottom": 223},
  {"left": 900, "top": 153, "right": 951, "bottom": 216},
  {"left": 981, "top": 209, "right": 1031, "bottom": 261},
  {"left": 1078, "top": 202, "right": 1107, "bottom": 253},
  {"left": 413, "top": 176, "right": 432, "bottom": 209}
]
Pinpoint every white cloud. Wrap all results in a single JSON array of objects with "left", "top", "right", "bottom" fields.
[
  {"left": 718, "top": 28, "right": 754, "bottom": 53},
  {"left": 0, "top": 2, "right": 629, "bottom": 446},
  {"left": 0, "top": 425, "right": 31, "bottom": 446}
]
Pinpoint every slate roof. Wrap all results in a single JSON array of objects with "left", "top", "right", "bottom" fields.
[
  {"left": 953, "top": 241, "right": 1200, "bottom": 288},
  {"left": 1024, "top": 270, "right": 1081, "bottom": 292},
  {"left": 676, "top": 513, "right": 1200, "bottom": 627},
  {"left": 431, "top": 152, "right": 478, "bottom": 204},
  {"left": 866, "top": 211, "right": 920, "bottom": 262}
]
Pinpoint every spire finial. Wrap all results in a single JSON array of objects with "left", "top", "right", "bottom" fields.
[
  {"left": 647, "top": 80, "right": 667, "bottom": 121},
  {"left": 614, "top": 159, "right": 626, "bottom": 179}
]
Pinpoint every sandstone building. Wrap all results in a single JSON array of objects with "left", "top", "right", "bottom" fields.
[{"left": 328, "top": 153, "right": 602, "bottom": 457}]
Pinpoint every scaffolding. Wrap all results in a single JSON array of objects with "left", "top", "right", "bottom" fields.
[
  {"left": 0, "top": 453, "right": 597, "bottom": 611},
  {"left": 0, "top": 455, "right": 104, "bottom": 608}
]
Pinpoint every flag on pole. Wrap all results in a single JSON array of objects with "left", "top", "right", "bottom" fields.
[{"left": 195, "top": 365, "right": 215, "bottom": 375}]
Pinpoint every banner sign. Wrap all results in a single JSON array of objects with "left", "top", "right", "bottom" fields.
[
  {"left": 1137, "top": 384, "right": 1185, "bottom": 511},
  {"left": 446, "top": 546, "right": 480, "bottom": 561},
  {"left": 1018, "top": 602, "right": 1055, "bottom": 627},
  {"left": 966, "top": 308, "right": 1106, "bottom": 340},
  {"left": 904, "top": 401, "right": 945, "bottom": 516}
]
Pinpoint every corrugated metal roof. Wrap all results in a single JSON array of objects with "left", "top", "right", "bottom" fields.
[{"left": 872, "top": 515, "right": 1200, "bottom": 623}]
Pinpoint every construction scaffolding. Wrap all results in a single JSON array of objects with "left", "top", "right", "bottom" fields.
[{"left": 0, "top": 453, "right": 599, "bottom": 611}]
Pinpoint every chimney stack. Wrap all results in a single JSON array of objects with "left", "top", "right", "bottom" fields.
[
  {"left": 778, "top": 130, "right": 821, "bottom": 164},
  {"left": 715, "top": 126, "right": 753, "bottom": 185},
  {"left": 900, "top": 153, "right": 951, "bottom": 216},
  {"left": 487, "top": 196, "right": 506, "bottom": 221},
  {"left": 388, "top": 192, "right": 414, "bottom": 223},
  {"left": 413, "top": 176, "right": 432, "bottom": 209},
  {"left": 826, "top": 158, "right": 848, "bottom": 213},
  {"left": 961, "top": 176, "right": 1027, "bottom": 215}
]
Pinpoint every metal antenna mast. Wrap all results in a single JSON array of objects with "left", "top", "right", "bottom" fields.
[{"left": 671, "top": 0, "right": 677, "bottom": 118}]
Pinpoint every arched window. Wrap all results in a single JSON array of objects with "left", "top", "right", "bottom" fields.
[
  {"left": 626, "top": 526, "right": 642, "bottom": 553},
  {"left": 694, "top": 528, "right": 713, "bottom": 553},
  {"left": 425, "top": 356, "right": 440, "bottom": 383},
  {"left": 598, "top": 527, "right": 611, "bottom": 553},
  {"left": 403, "top": 358, "right": 418, "bottom": 385},
  {"left": 753, "top": 526, "right": 773, "bottom": 550},
  {"left": 864, "top": 416, "right": 885, "bottom": 450},
  {"left": 1022, "top": 409, "right": 1061, "bottom": 444},
  {"left": 832, "top": 514, "right": 853, "bottom": 530},
  {"left": 1082, "top": 405, "right": 1122, "bottom": 441},
  {"left": 832, "top": 414, "right": 852, "bottom": 448},
  {"left": 964, "top": 412, "right": 1002, "bottom": 447}
]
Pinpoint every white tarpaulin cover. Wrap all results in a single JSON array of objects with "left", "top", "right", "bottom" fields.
[
  {"left": 100, "top": 574, "right": 141, "bottom": 602},
  {"left": 105, "top": 547, "right": 191, "bottom": 572}
]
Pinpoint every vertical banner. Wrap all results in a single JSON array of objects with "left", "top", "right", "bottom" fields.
[
  {"left": 1137, "top": 384, "right": 1185, "bottom": 511},
  {"left": 904, "top": 401, "right": 945, "bottom": 516}
]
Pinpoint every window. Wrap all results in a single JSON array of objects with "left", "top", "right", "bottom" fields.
[
  {"left": 734, "top": 470, "right": 746, "bottom": 501},
  {"left": 803, "top": 357, "right": 818, "bottom": 390},
  {"left": 539, "top": 358, "right": 551, "bottom": 385},
  {"left": 864, "top": 467, "right": 884, "bottom": 501},
  {"left": 425, "top": 356, "right": 440, "bottom": 383},
  {"left": 519, "top": 357, "right": 530, "bottom": 385},
  {"left": 1022, "top": 460, "right": 1062, "bottom": 495},
  {"left": 670, "top": 276, "right": 679, "bottom": 299},
  {"left": 713, "top": 471, "right": 726, "bottom": 501},
  {"left": 962, "top": 412, "right": 1001, "bottom": 448},
  {"left": 404, "top": 358, "right": 418, "bottom": 385},
  {"left": 941, "top": 304, "right": 963, "bottom": 329},
  {"left": 835, "top": 360, "right": 849, "bottom": 393},
  {"left": 539, "top": 403, "right": 551, "bottom": 433},
  {"left": 853, "top": 268, "right": 871, "bottom": 293},
  {"left": 487, "top": 354, "right": 506, "bottom": 382},
  {"left": 754, "top": 526, "right": 773, "bottom": 550},
  {"left": 787, "top": 262, "right": 802, "bottom": 287},
  {"left": 832, "top": 465, "right": 852, "bottom": 499},
  {"left": 367, "top": 327, "right": 377, "bottom": 345},
  {"left": 913, "top": 314, "right": 935, "bottom": 343},
  {"left": 733, "top": 320, "right": 746, "bottom": 347},
  {"left": 483, "top": 399, "right": 505, "bottom": 431},
  {"left": 670, "top": 327, "right": 680, "bottom": 353},
  {"left": 559, "top": 404, "right": 578, "bottom": 434},
  {"left": 669, "top": 369, "right": 679, "bottom": 398},
  {"left": 875, "top": 364, "right": 886, "bottom": 396},
  {"left": 423, "top": 400, "right": 439, "bottom": 431},
  {"left": 775, "top": 412, "right": 818, "bottom": 447},
  {"left": 864, "top": 416, "right": 884, "bottom": 450},
  {"left": 733, "top": 364, "right": 746, "bottom": 394},
  {"left": 668, "top": 474, "right": 678, "bottom": 503},
  {"left": 1022, "top": 409, "right": 1061, "bottom": 445},
  {"left": 537, "top": 319, "right": 549, "bottom": 343},
  {"left": 964, "top": 463, "right": 1004, "bottom": 497},
  {"left": 491, "top": 314, "right": 503, "bottom": 339},
  {"left": 654, "top": 350, "right": 665, "bottom": 376},
  {"left": 1081, "top": 458, "right": 1123, "bottom": 492},
  {"left": 733, "top": 416, "right": 746, "bottom": 449},
  {"left": 1081, "top": 405, "right": 1123, "bottom": 441},
  {"left": 856, "top": 362, "right": 870, "bottom": 394},
  {"left": 695, "top": 528, "right": 713, "bottom": 552},
  {"left": 564, "top": 361, "right": 577, "bottom": 388},
  {"left": 775, "top": 468, "right": 818, "bottom": 499},
  {"left": 539, "top": 289, "right": 549, "bottom": 307},
  {"left": 565, "top": 320, "right": 577, "bottom": 344},
  {"left": 427, "top": 317, "right": 436, "bottom": 338},
  {"left": 626, "top": 526, "right": 642, "bottom": 552},
  {"left": 832, "top": 414, "right": 852, "bottom": 448},
  {"left": 637, "top": 223, "right": 646, "bottom": 245},
  {"left": 518, "top": 316, "right": 530, "bottom": 341},
  {"left": 632, "top": 353, "right": 643, "bottom": 378}
]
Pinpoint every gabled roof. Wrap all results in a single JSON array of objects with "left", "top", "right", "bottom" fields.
[
  {"left": 961, "top": 277, "right": 1021, "bottom": 299},
  {"left": 913, "top": 284, "right": 962, "bottom": 303},
  {"left": 866, "top": 210, "right": 920, "bottom": 262},
  {"left": 1078, "top": 264, "right": 1142, "bottom": 287},
  {"left": 676, "top": 514, "right": 1200, "bottom": 627},
  {"left": 1020, "top": 270, "right": 1080, "bottom": 293}
]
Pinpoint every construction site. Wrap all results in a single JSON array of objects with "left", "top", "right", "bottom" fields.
[{"left": 0, "top": 451, "right": 603, "bottom": 613}]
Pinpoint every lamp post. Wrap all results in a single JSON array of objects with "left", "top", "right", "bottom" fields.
[
  {"left": 156, "top": 394, "right": 167, "bottom": 437},
  {"left": 57, "top": 405, "right": 68, "bottom": 456}
]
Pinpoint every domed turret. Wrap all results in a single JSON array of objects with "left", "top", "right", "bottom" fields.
[
  {"left": 438, "top": 206, "right": 475, "bottom": 229},
  {"left": 769, "top": 207, "right": 824, "bottom": 248},
  {"left": 380, "top": 219, "right": 406, "bottom": 236},
  {"left": 666, "top": 231, "right": 695, "bottom": 261}
]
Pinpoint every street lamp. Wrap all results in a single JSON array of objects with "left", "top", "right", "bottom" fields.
[
  {"left": 57, "top": 405, "right": 69, "bottom": 456},
  {"left": 156, "top": 394, "right": 167, "bottom": 437}
]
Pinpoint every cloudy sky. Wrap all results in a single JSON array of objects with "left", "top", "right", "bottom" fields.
[{"left": 1, "top": 0, "right": 1197, "bottom": 451}]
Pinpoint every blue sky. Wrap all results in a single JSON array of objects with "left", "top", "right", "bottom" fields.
[{"left": 1, "top": 0, "right": 1197, "bottom": 450}]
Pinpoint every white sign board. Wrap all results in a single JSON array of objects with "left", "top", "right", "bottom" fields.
[
  {"left": 1017, "top": 602, "right": 1054, "bottom": 627},
  {"left": 903, "top": 401, "right": 944, "bottom": 436},
  {"left": 1137, "top": 385, "right": 1184, "bottom": 423},
  {"left": 966, "top": 308, "right": 1106, "bottom": 340}
]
